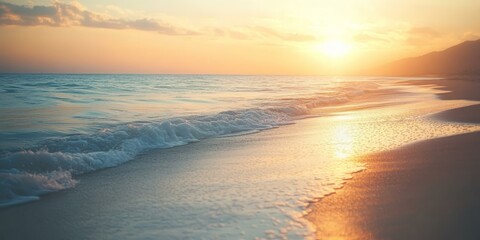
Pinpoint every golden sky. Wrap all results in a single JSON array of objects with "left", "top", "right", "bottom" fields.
[{"left": 0, "top": 0, "right": 479, "bottom": 74}]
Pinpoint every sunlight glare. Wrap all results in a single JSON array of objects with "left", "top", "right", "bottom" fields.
[{"left": 318, "top": 40, "right": 352, "bottom": 59}]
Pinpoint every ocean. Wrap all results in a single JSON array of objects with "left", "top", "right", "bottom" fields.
[
  {"left": 0, "top": 74, "right": 376, "bottom": 203},
  {"left": 1, "top": 74, "right": 478, "bottom": 239}
]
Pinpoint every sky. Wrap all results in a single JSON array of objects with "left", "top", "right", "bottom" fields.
[{"left": 0, "top": 0, "right": 479, "bottom": 75}]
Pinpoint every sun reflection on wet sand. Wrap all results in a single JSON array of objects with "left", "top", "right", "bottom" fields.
[{"left": 305, "top": 87, "right": 480, "bottom": 239}]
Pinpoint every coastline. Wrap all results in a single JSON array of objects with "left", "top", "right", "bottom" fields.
[
  {"left": 0, "top": 77, "right": 478, "bottom": 239},
  {"left": 307, "top": 77, "right": 480, "bottom": 239}
]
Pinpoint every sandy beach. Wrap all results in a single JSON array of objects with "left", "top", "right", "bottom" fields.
[{"left": 307, "top": 78, "right": 480, "bottom": 239}]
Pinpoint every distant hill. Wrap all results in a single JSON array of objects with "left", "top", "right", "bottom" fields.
[{"left": 372, "top": 39, "right": 480, "bottom": 76}]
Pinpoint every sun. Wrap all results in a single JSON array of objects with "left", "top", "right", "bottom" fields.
[{"left": 317, "top": 40, "right": 352, "bottom": 59}]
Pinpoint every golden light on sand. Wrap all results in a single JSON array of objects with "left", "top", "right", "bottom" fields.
[{"left": 317, "top": 40, "right": 352, "bottom": 59}]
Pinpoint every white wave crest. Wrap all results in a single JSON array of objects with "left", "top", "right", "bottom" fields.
[{"left": 0, "top": 169, "right": 76, "bottom": 207}]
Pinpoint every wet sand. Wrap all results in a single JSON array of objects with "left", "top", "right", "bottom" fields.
[
  {"left": 432, "top": 104, "right": 480, "bottom": 123},
  {"left": 307, "top": 78, "right": 480, "bottom": 239},
  {"left": 426, "top": 77, "right": 480, "bottom": 124}
]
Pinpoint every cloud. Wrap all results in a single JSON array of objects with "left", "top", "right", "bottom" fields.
[
  {"left": 210, "top": 25, "right": 317, "bottom": 43},
  {"left": 0, "top": 1, "right": 317, "bottom": 42},
  {"left": 252, "top": 26, "right": 317, "bottom": 42},
  {"left": 352, "top": 26, "right": 404, "bottom": 47},
  {"left": 0, "top": 1, "right": 198, "bottom": 35},
  {"left": 103, "top": 4, "right": 136, "bottom": 17},
  {"left": 354, "top": 32, "right": 389, "bottom": 43},
  {"left": 353, "top": 25, "right": 443, "bottom": 47},
  {"left": 212, "top": 27, "right": 250, "bottom": 40},
  {"left": 408, "top": 27, "right": 441, "bottom": 38},
  {"left": 405, "top": 27, "right": 441, "bottom": 45},
  {"left": 462, "top": 31, "right": 480, "bottom": 41}
]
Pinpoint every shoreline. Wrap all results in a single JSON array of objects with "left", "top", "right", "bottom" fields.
[
  {"left": 307, "top": 77, "right": 480, "bottom": 239},
  {"left": 307, "top": 131, "right": 480, "bottom": 239},
  {"left": 0, "top": 77, "right": 478, "bottom": 239}
]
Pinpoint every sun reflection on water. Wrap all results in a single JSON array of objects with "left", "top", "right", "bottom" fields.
[
  {"left": 333, "top": 124, "right": 354, "bottom": 160},
  {"left": 330, "top": 114, "right": 358, "bottom": 161}
]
